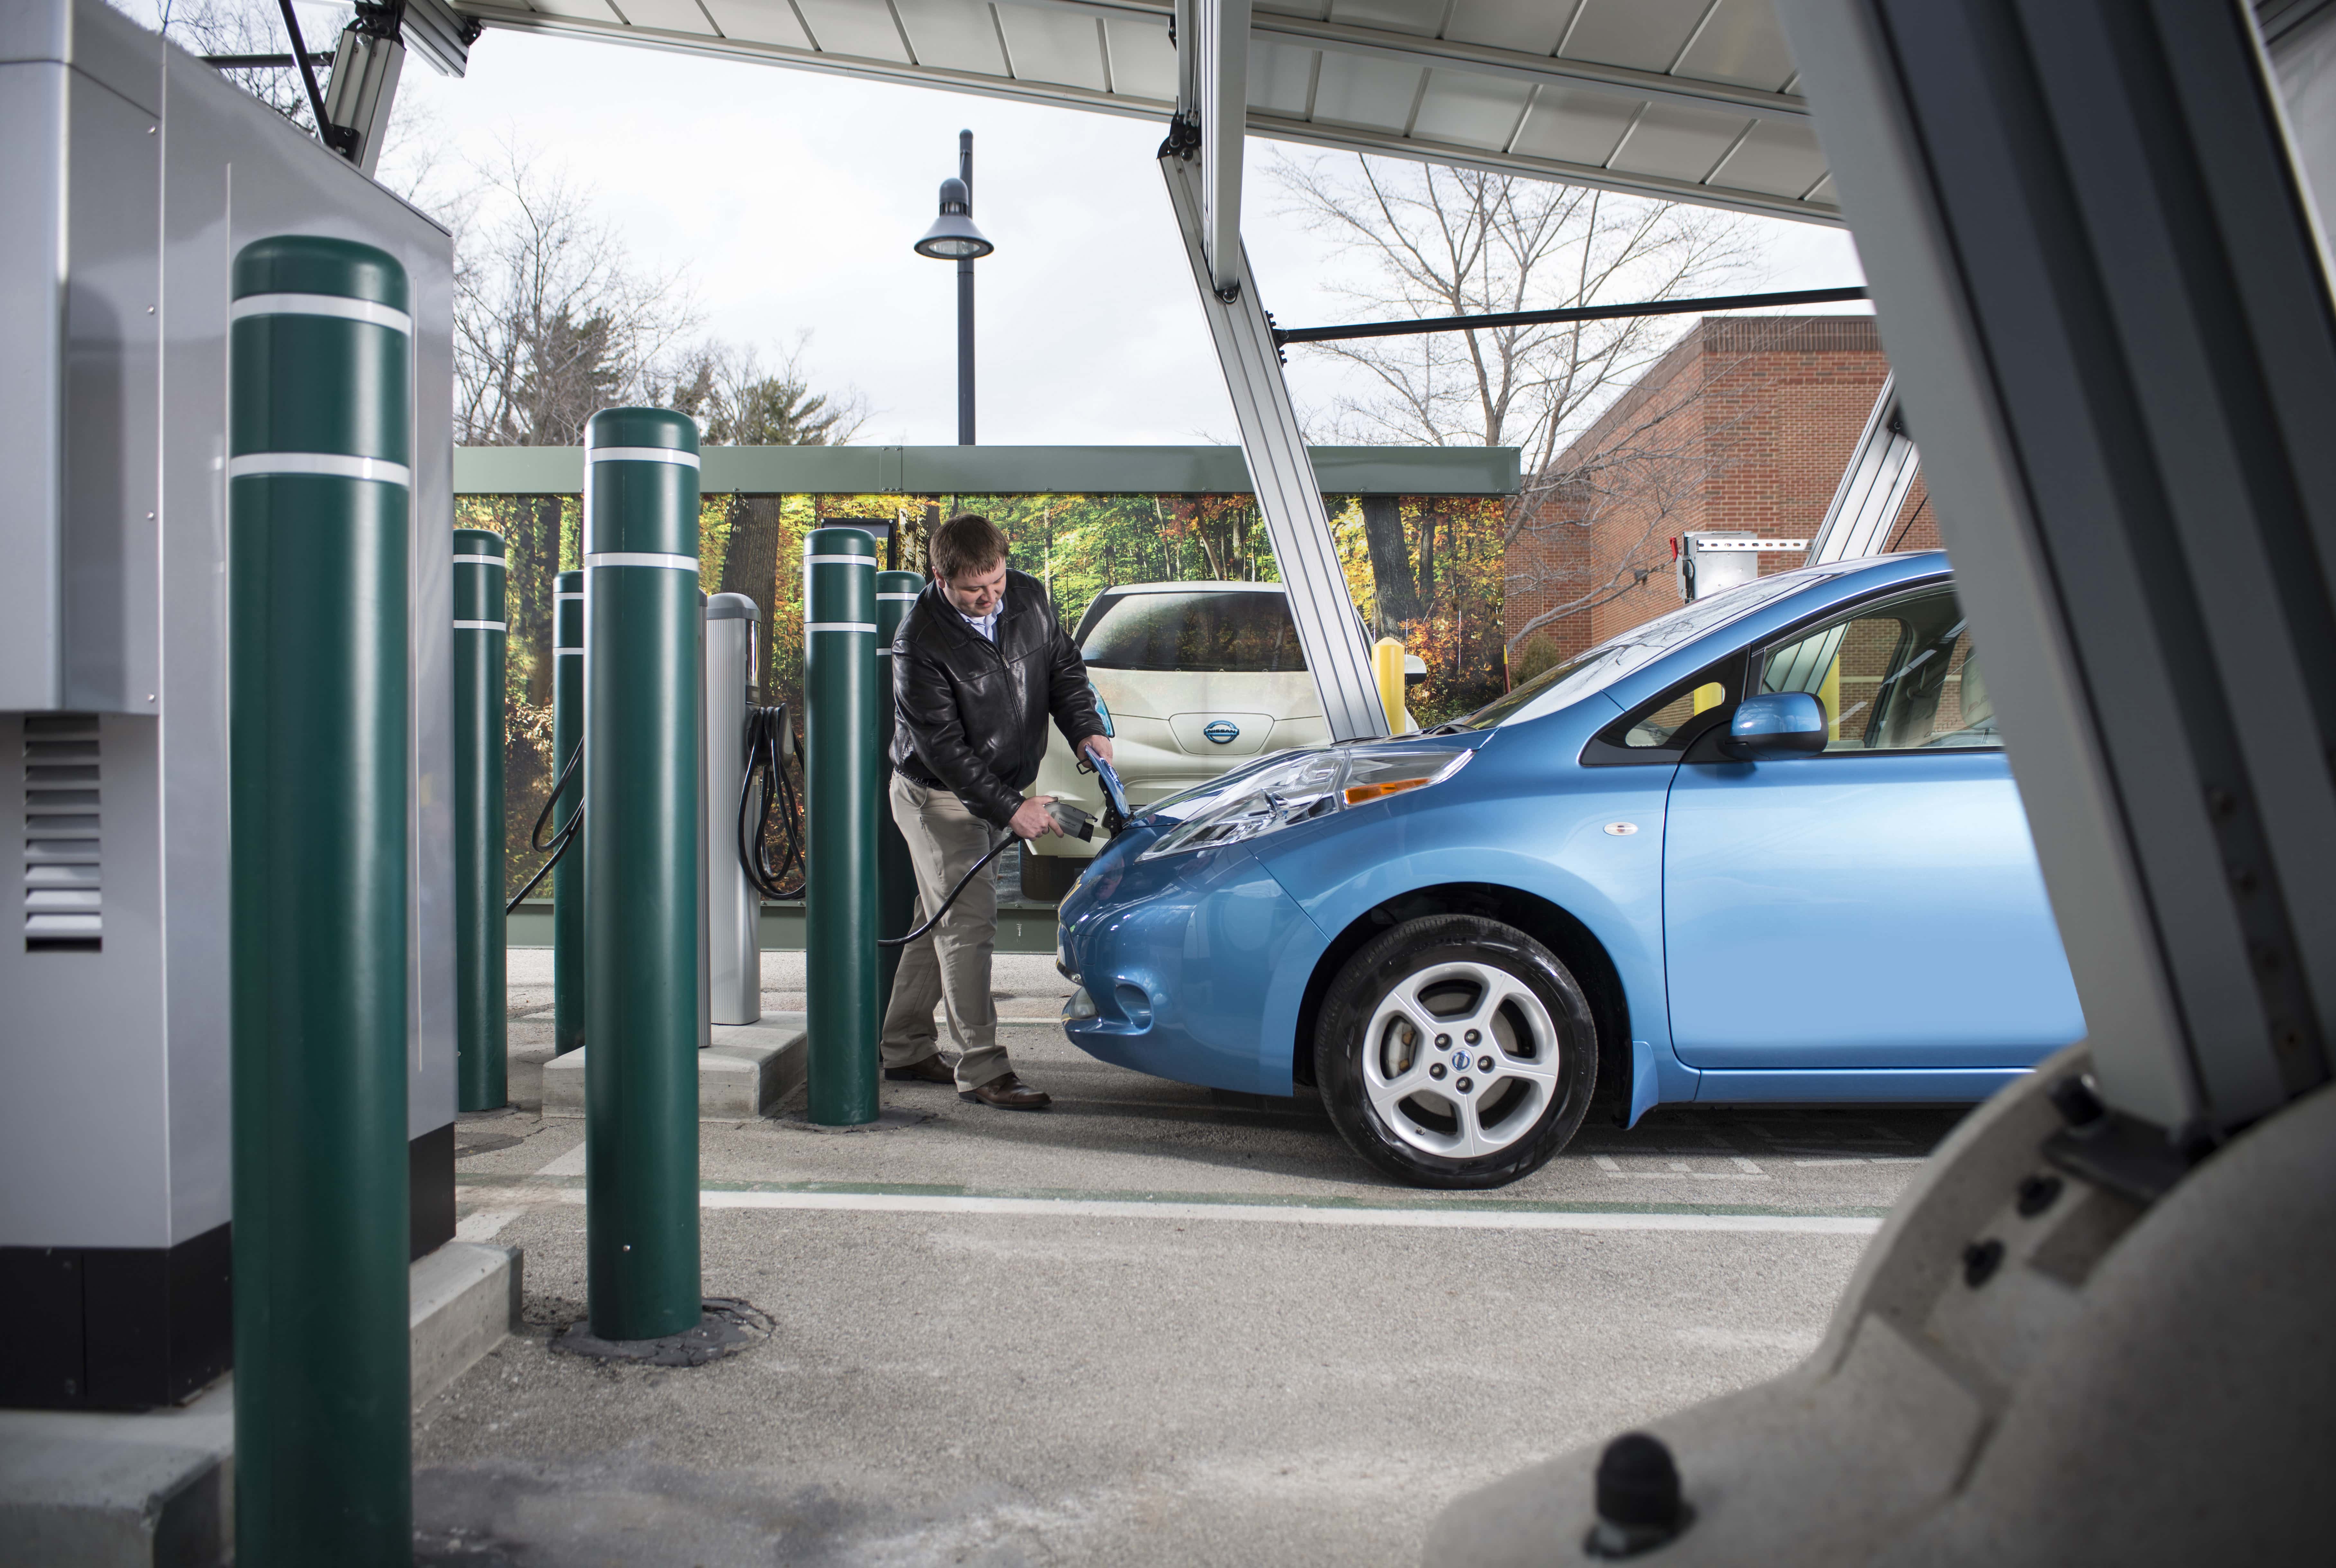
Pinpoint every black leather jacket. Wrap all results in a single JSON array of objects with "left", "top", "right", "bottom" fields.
[{"left": 890, "top": 570, "right": 1104, "bottom": 829}]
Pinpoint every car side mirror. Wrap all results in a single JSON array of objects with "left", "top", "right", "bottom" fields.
[
  {"left": 1721, "top": 692, "right": 1828, "bottom": 760},
  {"left": 1403, "top": 653, "right": 1427, "bottom": 686}
]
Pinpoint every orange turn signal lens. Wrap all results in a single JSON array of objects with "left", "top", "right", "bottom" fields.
[{"left": 1343, "top": 776, "right": 1432, "bottom": 806}]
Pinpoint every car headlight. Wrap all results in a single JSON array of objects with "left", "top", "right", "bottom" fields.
[{"left": 1137, "top": 746, "right": 1471, "bottom": 860}]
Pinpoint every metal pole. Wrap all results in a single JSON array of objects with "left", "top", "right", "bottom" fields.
[
  {"left": 228, "top": 233, "right": 412, "bottom": 1565},
  {"left": 805, "top": 527, "right": 881, "bottom": 1126},
  {"left": 958, "top": 129, "right": 975, "bottom": 446},
  {"left": 874, "top": 570, "right": 924, "bottom": 1016},
  {"left": 582, "top": 408, "right": 703, "bottom": 1341},
  {"left": 553, "top": 568, "right": 584, "bottom": 1056},
  {"left": 706, "top": 594, "right": 760, "bottom": 1025},
  {"left": 453, "top": 528, "right": 508, "bottom": 1110}
]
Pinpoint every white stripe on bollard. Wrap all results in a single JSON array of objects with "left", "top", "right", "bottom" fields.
[
  {"left": 229, "top": 291, "right": 414, "bottom": 335},
  {"left": 804, "top": 622, "right": 879, "bottom": 634},
  {"left": 803, "top": 554, "right": 876, "bottom": 567},
  {"left": 454, "top": 556, "right": 505, "bottom": 571},
  {"left": 586, "top": 446, "right": 702, "bottom": 468},
  {"left": 584, "top": 552, "right": 700, "bottom": 571},
  {"left": 227, "top": 452, "right": 412, "bottom": 486},
  {"left": 453, "top": 619, "right": 508, "bottom": 632}
]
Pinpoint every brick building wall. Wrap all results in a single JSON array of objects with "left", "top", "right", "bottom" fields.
[{"left": 1505, "top": 315, "right": 1935, "bottom": 676}]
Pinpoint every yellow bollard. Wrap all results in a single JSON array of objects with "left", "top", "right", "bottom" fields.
[{"left": 1373, "top": 636, "right": 1411, "bottom": 734}]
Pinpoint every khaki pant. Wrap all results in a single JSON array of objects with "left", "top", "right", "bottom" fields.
[{"left": 879, "top": 773, "right": 1015, "bottom": 1089}]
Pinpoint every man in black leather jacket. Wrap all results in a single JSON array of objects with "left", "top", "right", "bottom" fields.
[{"left": 881, "top": 513, "right": 1110, "bottom": 1109}]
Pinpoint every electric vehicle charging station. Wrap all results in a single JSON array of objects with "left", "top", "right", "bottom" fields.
[
  {"left": 553, "top": 568, "right": 586, "bottom": 1057},
  {"left": 0, "top": 0, "right": 462, "bottom": 1433},
  {"left": 876, "top": 570, "right": 927, "bottom": 1018},
  {"left": 706, "top": 594, "right": 762, "bottom": 1027}
]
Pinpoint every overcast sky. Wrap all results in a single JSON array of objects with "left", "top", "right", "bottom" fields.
[{"left": 331, "top": 10, "right": 1866, "bottom": 447}]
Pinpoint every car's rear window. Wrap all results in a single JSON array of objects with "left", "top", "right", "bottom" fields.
[{"left": 1080, "top": 592, "right": 1307, "bottom": 673}]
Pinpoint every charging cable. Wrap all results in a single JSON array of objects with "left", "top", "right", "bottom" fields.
[
  {"left": 876, "top": 797, "right": 1096, "bottom": 948},
  {"left": 506, "top": 745, "right": 582, "bottom": 915},
  {"left": 739, "top": 703, "right": 807, "bottom": 900}
]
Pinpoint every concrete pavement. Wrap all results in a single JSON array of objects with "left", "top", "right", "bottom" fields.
[{"left": 425, "top": 955, "right": 1964, "bottom": 1565}]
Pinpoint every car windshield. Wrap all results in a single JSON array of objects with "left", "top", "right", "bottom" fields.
[
  {"left": 1450, "top": 568, "right": 1846, "bottom": 730},
  {"left": 1081, "top": 591, "right": 1306, "bottom": 673}
]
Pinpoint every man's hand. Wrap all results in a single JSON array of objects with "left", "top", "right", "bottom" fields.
[
  {"left": 1076, "top": 734, "right": 1115, "bottom": 769},
  {"left": 1009, "top": 797, "right": 1061, "bottom": 841}
]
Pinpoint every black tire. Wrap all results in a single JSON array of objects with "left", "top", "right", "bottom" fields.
[
  {"left": 1315, "top": 914, "right": 1597, "bottom": 1189},
  {"left": 1016, "top": 842, "right": 1083, "bottom": 904}
]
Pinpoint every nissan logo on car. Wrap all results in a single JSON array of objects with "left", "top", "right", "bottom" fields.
[{"left": 1202, "top": 720, "right": 1241, "bottom": 745}]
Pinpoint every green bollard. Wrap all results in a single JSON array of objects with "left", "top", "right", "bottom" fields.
[
  {"left": 454, "top": 528, "right": 508, "bottom": 1110},
  {"left": 553, "top": 569, "right": 585, "bottom": 1057},
  {"left": 582, "top": 408, "right": 703, "bottom": 1341},
  {"left": 227, "top": 235, "right": 412, "bottom": 1566},
  {"left": 805, "top": 529, "right": 881, "bottom": 1126},
  {"left": 875, "top": 570, "right": 925, "bottom": 1016}
]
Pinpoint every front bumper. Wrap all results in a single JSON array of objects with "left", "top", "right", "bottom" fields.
[{"left": 1055, "top": 829, "right": 1325, "bottom": 1095}]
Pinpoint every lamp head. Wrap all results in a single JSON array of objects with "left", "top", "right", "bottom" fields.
[{"left": 914, "top": 177, "right": 993, "bottom": 259}]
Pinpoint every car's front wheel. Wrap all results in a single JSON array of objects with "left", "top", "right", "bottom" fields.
[{"left": 1315, "top": 915, "right": 1597, "bottom": 1189}]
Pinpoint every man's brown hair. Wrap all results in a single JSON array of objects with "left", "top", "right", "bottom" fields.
[{"left": 930, "top": 512, "right": 1010, "bottom": 582}]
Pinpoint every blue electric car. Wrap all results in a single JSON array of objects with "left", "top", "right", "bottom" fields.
[{"left": 1055, "top": 552, "right": 2087, "bottom": 1188}]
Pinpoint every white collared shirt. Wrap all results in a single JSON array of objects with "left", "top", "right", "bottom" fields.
[{"left": 961, "top": 603, "right": 1001, "bottom": 643}]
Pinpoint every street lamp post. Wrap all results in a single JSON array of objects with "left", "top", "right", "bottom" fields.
[{"left": 913, "top": 130, "right": 994, "bottom": 446}]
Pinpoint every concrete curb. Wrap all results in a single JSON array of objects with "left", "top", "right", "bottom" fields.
[
  {"left": 0, "top": 1240, "right": 523, "bottom": 1567},
  {"left": 541, "top": 1015, "right": 807, "bottom": 1120}
]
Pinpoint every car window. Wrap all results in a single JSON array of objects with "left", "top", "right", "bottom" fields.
[
  {"left": 1758, "top": 585, "right": 1999, "bottom": 750},
  {"left": 1081, "top": 592, "right": 1307, "bottom": 673},
  {"left": 1624, "top": 679, "right": 1730, "bottom": 748},
  {"left": 1453, "top": 566, "right": 1847, "bottom": 730}
]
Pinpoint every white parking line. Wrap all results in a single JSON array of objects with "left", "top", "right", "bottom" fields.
[
  {"left": 1591, "top": 1154, "right": 1769, "bottom": 1181},
  {"left": 534, "top": 1141, "right": 587, "bottom": 1177},
  {"left": 665, "top": 1189, "right": 1876, "bottom": 1235},
  {"left": 455, "top": 1209, "right": 522, "bottom": 1242}
]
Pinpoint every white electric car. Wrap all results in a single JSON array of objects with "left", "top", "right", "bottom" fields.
[{"left": 1020, "top": 581, "right": 1419, "bottom": 900}]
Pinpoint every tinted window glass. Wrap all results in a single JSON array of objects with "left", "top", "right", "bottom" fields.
[
  {"left": 1624, "top": 679, "right": 1730, "bottom": 748},
  {"left": 1081, "top": 592, "right": 1307, "bottom": 673},
  {"left": 1760, "top": 586, "right": 1999, "bottom": 750},
  {"left": 1455, "top": 567, "right": 1844, "bottom": 730}
]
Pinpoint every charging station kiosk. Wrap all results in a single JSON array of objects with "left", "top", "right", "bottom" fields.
[{"left": 0, "top": 0, "right": 459, "bottom": 1411}]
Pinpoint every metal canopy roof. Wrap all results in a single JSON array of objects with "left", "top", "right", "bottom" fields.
[{"left": 450, "top": 0, "right": 1838, "bottom": 224}]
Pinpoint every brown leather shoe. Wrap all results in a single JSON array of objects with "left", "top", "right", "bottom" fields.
[
  {"left": 960, "top": 1073, "right": 1051, "bottom": 1110},
  {"left": 884, "top": 1054, "right": 957, "bottom": 1084}
]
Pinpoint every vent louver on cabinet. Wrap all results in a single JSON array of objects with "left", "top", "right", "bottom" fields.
[{"left": 24, "top": 715, "right": 101, "bottom": 952}]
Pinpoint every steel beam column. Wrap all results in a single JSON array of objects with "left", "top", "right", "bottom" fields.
[
  {"left": 1804, "top": 374, "right": 1921, "bottom": 563},
  {"left": 1161, "top": 149, "right": 1387, "bottom": 740},
  {"left": 1777, "top": 0, "right": 2336, "bottom": 1137}
]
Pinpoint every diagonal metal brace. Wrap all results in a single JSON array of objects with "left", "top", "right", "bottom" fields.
[{"left": 1160, "top": 149, "right": 1389, "bottom": 741}]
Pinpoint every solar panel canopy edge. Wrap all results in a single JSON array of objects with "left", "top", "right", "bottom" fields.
[{"left": 452, "top": 0, "right": 1840, "bottom": 221}]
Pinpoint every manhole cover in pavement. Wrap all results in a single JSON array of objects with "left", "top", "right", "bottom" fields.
[{"left": 549, "top": 1298, "right": 774, "bottom": 1367}]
